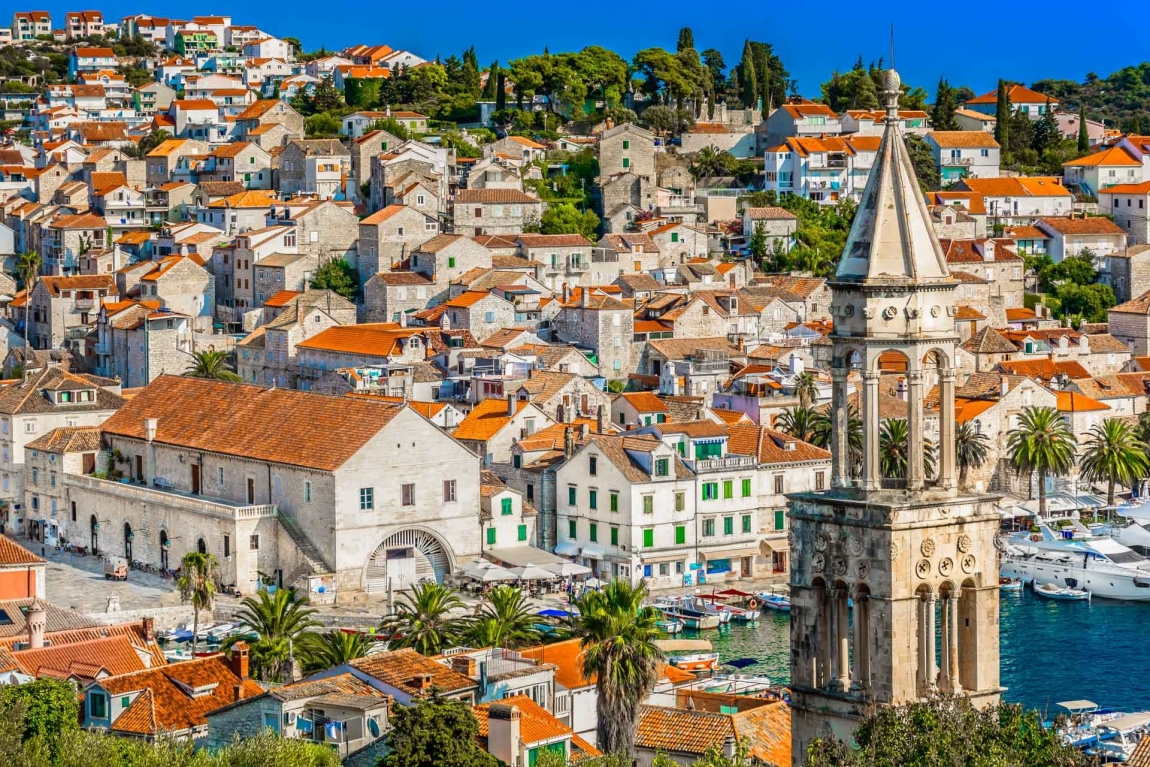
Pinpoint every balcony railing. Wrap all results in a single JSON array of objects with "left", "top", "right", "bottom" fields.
[
  {"left": 683, "top": 454, "right": 758, "bottom": 473},
  {"left": 943, "top": 156, "right": 974, "bottom": 167},
  {"left": 65, "top": 473, "right": 278, "bottom": 521}
]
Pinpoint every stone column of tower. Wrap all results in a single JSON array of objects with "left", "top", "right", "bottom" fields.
[{"left": 786, "top": 68, "right": 1004, "bottom": 765}]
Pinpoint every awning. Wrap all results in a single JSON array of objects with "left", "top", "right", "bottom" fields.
[
  {"left": 641, "top": 552, "right": 687, "bottom": 564},
  {"left": 553, "top": 541, "right": 580, "bottom": 557},
  {"left": 760, "top": 538, "right": 790, "bottom": 552},
  {"left": 581, "top": 545, "right": 605, "bottom": 559},
  {"left": 998, "top": 506, "right": 1036, "bottom": 519},
  {"left": 654, "top": 639, "right": 712, "bottom": 653},
  {"left": 699, "top": 547, "right": 760, "bottom": 560},
  {"left": 484, "top": 546, "right": 568, "bottom": 568}
]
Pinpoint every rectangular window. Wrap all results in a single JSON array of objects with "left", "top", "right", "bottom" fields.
[
  {"left": 643, "top": 495, "right": 654, "bottom": 514},
  {"left": 589, "top": 456, "right": 597, "bottom": 476},
  {"left": 655, "top": 458, "right": 669, "bottom": 477},
  {"left": 643, "top": 528, "right": 654, "bottom": 548},
  {"left": 702, "top": 482, "right": 718, "bottom": 501},
  {"left": 723, "top": 516, "right": 734, "bottom": 536},
  {"left": 589, "top": 523, "right": 598, "bottom": 542},
  {"left": 675, "top": 492, "right": 685, "bottom": 511},
  {"left": 568, "top": 519, "right": 577, "bottom": 539},
  {"left": 723, "top": 480, "right": 733, "bottom": 499},
  {"left": 675, "top": 525, "right": 686, "bottom": 544},
  {"left": 304, "top": 481, "right": 311, "bottom": 503},
  {"left": 622, "top": 140, "right": 630, "bottom": 149},
  {"left": 815, "top": 471, "right": 825, "bottom": 491},
  {"left": 502, "top": 497, "right": 513, "bottom": 515},
  {"left": 610, "top": 492, "right": 618, "bottom": 512},
  {"left": 250, "top": 534, "right": 260, "bottom": 550},
  {"left": 224, "top": 535, "right": 231, "bottom": 558},
  {"left": 360, "top": 487, "right": 374, "bottom": 510},
  {"left": 742, "top": 515, "right": 752, "bottom": 534},
  {"left": 444, "top": 480, "right": 457, "bottom": 502},
  {"left": 448, "top": 257, "right": 456, "bottom": 268},
  {"left": 703, "top": 518, "right": 715, "bottom": 537},
  {"left": 568, "top": 486, "right": 577, "bottom": 506},
  {"left": 402, "top": 483, "right": 415, "bottom": 506},
  {"left": 774, "top": 475, "right": 784, "bottom": 494},
  {"left": 589, "top": 489, "right": 598, "bottom": 510},
  {"left": 774, "top": 509, "right": 785, "bottom": 531},
  {"left": 89, "top": 693, "right": 107, "bottom": 718},
  {"left": 610, "top": 526, "right": 619, "bottom": 546},
  {"left": 622, "top": 157, "right": 630, "bottom": 168},
  {"left": 518, "top": 524, "right": 527, "bottom": 542},
  {"left": 487, "top": 527, "right": 496, "bottom": 545},
  {"left": 741, "top": 478, "right": 751, "bottom": 497}
]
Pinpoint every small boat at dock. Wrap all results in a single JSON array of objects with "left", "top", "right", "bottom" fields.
[
  {"left": 656, "top": 618, "right": 684, "bottom": 635},
  {"left": 661, "top": 609, "right": 720, "bottom": 630},
  {"left": 1000, "top": 577, "right": 1023, "bottom": 591},
  {"left": 1033, "top": 582, "right": 1091, "bottom": 601},
  {"left": 667, "top": 652, "right": 720, "bottom": 672},
  {"left": 756, "top": 592, "right": 792, "bottom": 612}
]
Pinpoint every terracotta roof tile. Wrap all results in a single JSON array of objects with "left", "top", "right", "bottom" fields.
[
  {"left": 1057, "top": 391, "right": 1109, "bottom": 412},
  {"left": 350, "top": 648, "right": 475, "bottom": 696},
  {"left": 455, "top": 189, "right": 540, "bottom": 204},
  {"left": 474, "top": 695, "right": 591, "bottom": 750},
  {"left": 927, "top": 131, "right": 1000, "bottom": 149},
  {"left": 619, "top": 391, "right": 669, "bottom": 413},
  {"left": 453, "top": 397, "right": 530, "bottom": 442},
  {"left": 0, "top": 536, "right": 43, "bottom": 566}
]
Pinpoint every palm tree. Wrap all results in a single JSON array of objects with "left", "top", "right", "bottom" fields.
[
  {"left": 1079, "top": 418, "right": 1150, "bottom": 508},
  {"left": 470, "top": 585, "right": 540, "bottom": 649},
  {"left": 793, "top": 371, "right": 817, "bottom": 408},
  {"left": 688, "top": 145, "right": 727, "bottom": 179},
  {"left": 775, "top": 406, "right": 819, "bottom": 443},
  {"left": 16, "top": 250, "right": 40, "bottom": 355},
  {"left": 1135, "top": 412, "right": 1150, "bottom": 495},
  {"left": 879, "top": 418, "right": 937, "bottom": 480},
  {"left": 812, "top": 402, "right": 863, "bottom": 476},
  {"left": 227, "top": 587, "right": 320, "bottom": 682},
  {"left": 185, "top": 349, "right": 242, "bottom": 382},
  {"left": 304, "top": 630, "right": 377, "bottom": 673},
  {"left": 576, "top": 579, "right": 664, "bottom": 759},
  {"left": 382, "top": 581, "right": 467, "bottom": 656},
  {"left": 176, "top": 552, "right": 217, "bottom": 657},
  {"left": 1006, "top": 405, "right": 1077, "bottom": 517},
  {"left": 955, "top": 421, "right": 991, "bottom": 490}
]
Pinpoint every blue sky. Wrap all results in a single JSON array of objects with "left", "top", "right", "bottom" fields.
[{"left": 62, "top": 2, "right": 1150, "bottom": 97}]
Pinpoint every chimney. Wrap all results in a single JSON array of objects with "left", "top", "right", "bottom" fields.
[
  {"left": 1000, "top": 376, "right": 1009, "bottom": 398},
  {"left": 142, "top": 616, "right": 154, "bottom": 642},
  {"left": 729, "top": 272, "right": 737, "bottom": 289},
  {"left": 564, "top": 426, "right": 575, "bottom": 459},
  {"left": 229, "top": 641, "right": 250, "bottom": 680},
  {"left": 507, "top": 392, "right": 516, "bottom": 417},
  {"left": 579, "top": 423, "right": 589, "bottom": 441},
  {"left": 411, "top": 673, "right": 434, "bottom": 691},
  {"left": 27, "top": 600, "right": 46, "bottom": 650},
  {"left": 788, "top": 354, "right": 804, "bottom": 376},
  {"left": 487, "top": 703, "right": 521, "bottom": 767},
  {"left": 450, "top": 655, "right": 477, "bottom": 677},
  {"left": 144, "top": 417, "right": 158, "bottom": 487},
  {"left": 580, "top": 287, "right": 589, "bottom": 308},
  {"left": 895, "top": 376, "right": 908, "bottom": 401},
  {"left": 596, "top": 404, "right": 604, "bottom": 434},
  {"left": 980, "top": 239, "right": 995, "bottom": 262},
  {"left": 233, "top": 684, "right": 243, "bottom": 702},
  {"left": 399, "top": 311, "right": 407, "bottom": 328},
  {"left": 562, "top": 282, "right": 570, "bottom": 303}
]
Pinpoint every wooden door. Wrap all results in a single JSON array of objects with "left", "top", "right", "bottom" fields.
[
  {"left": 247, "top": 478, "right": 255, "bottom": 504},
  {"left": 191, "top": 464, "right": 200, "bottom": 495}
]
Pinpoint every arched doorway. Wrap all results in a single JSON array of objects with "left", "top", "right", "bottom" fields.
[
  {"left": 364, "top": 528, "right": 452, "bottom": 593},
  {"left": 124, "top": 522, "right": 133, "bottom": 561},
  {"left": 90, "top": 515, "right": 99, "bottom": 554},
  {"left": 197, "top": 538, "right": 207, "bottom": 555},
  {"left": 159, "top": 530, "right": 169, "bottom": 572}
]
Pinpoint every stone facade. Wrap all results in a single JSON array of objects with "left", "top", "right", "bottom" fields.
[
  {"left": 362, "top": 273, "right": 435, "bottom": 323},
  {"left": 552, "top": 295, "right": 634, "bottom": 379},
  {"left": 1101, "top": 247, "right": 1150, "bottom": 304},
  {"left": 453, "top": 189, "right": 544, "bottom": 236},
  {"left": 1109, "top": 297, "right": 1150, "bottom": 355},
  {"left": 277, "top": 140, "right": 350, "bottom": 198}
]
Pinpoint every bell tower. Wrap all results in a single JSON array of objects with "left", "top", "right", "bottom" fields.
[{"left": 787, "top": 69, "right": 1003, "bottom": 761}]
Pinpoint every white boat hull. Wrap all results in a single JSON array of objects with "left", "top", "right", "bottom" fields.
[{"left": 1000, "top": 555, "right": 1150, "bottom": 601}]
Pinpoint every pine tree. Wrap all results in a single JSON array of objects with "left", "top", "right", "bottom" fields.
[
  {"left": 739, "top": 39, "right": 757, "bottom": 110},
  {"left": 495, "top": 71, "right": 507, "bottom": 111},
  {"left": 931, "top": 77, "right": 957, "bottom": 131},
  {"left": 1078, "top": 101, "right": 1090, "bottom": 152},
  {"left": 482, "top": 61, "right": 499, "bottom": 100},
  {"left": 677, "top": 27, "right": 694, "bottom": 52},
  {"left": 994, "top": 79, "right": 1010, "bottom": 150},
  {"left": 1033, "top": 98, "right": 1060, "bottom": 154}
]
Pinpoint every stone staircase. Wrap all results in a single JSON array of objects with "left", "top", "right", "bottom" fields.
[{"left": 277, "top": 510, "right": 334, "bottom": 582}]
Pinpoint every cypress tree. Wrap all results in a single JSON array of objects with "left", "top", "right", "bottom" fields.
[
  {"left": 483, "top": 61, "right": 499, "bottom": 100},
  {"left": 932, "top": 77, "right": 957, "bottom": 131},
  {"left": 994, "top": 79, "right": 1010, "bottom": 152},
  {"left": 1078, "top": 102, "right": 1090, "bottom": 152},
  {"left": 677, "top": 27, "right": 694, "bottom": 52},
  {"left": 739, "top": 40, "right": 757, "bottom": 110},
  {"left": 496, "top": 72, "right": 507, "bottom": 111}
]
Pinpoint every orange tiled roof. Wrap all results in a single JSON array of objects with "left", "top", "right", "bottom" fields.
[
  {"left": 453, "top": 397, "right": 530, "bottom": 442},
  {"left": 1064, "top": 145, "right": 1141, "bottom": 167},
  {"left": 1038, "top": 216, "right": 1126, "bottom": 236},
  {"left": 966, "top": 84, "right": 1053, "bottom": 105},
  {"left": 350, "top": 648, "right": 475, "bottom": 696},
  {"left": 1057, "top": 391, "right": 1109, "bottom": 412},
  {"left": 927, "top": 131, "right": 1000, "bottom": 149},
  {"left": 619, "top": 391, "right": 669, "bottom": 413},
  {"left": 3, "top": 634, "right": 147, "bottom": 680},
  {"left": 0, "top": 537, "right": 42, "bottom": 567},
  {"left": 474, "top": 695, "right": 581, "bottom": 748},
  {"left": 295, "top": 323, "right": 420, "bottom": 357},
  {"left": 726, "top": 425, "right": 831, "bottom": 466}
]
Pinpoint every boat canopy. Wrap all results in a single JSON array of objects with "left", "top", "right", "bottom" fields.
[
  {"left": 1056, "top": 700, "right": 1099, "bottom": 713},
  {"left": 655, "top": 639, "right": 713, "bottom": 652},
  {"left": 1103, "top": 712, "right": 1150, "bottom": 733}
]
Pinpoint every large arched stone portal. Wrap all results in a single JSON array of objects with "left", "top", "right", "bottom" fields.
[{"left": 364, "top": 527, "right": 454, "bottom": 593}]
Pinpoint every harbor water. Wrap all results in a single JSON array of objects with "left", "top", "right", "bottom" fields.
[{"left": 683, "top": 589, "right": 1150, "bottom": 715}]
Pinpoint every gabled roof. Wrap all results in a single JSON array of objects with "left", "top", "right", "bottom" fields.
[
  {"left": 965, "top": 84, "right": 1053, "bottom": 106},
  {"left": 637, "top": 703, "right": 790, "bottom": 765},
  {"left": 455, "top": 188, "right": 540, "bottom": 204},
  {"left": 1063, "top": 145, "right": 1141, "bottom": 167},
  {"left": 927, "top": 131, "right": 1000, "bottom": 149},
  {"left": 99, "top": 375, "right": 405, "bottom": 471},
  {"left": 453, "top": 397, "right": 532, "bottom": 442},
  {"left": 350, "top": 648, "right": 475, "bottom": 696},
  {"left": 1038, "top": 216, "right": 1126, "bottom": 236},
  {"left": 0, "top": 536, "right": 43, "bottom": 567},
  {"left": 744, "top": 206, "right": 797, "bottom": 220},
  {"left": 961, "top": 326, "right": 1019, "bottom": 354},
  {"left": 1110, "top": 289, "right": 1150, "bottom": 315},
  {"left": 618, "top": 391, "right": 669, "bottom": 413},
  {"left": 206, "top": 190, "right": 276, "bottom": 208}
]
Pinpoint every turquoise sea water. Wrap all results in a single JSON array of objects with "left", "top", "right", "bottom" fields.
[{"left": 683, "top": 590, "right": 1150, "bottom": 716}]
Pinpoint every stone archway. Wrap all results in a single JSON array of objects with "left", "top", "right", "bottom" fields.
[{"left": 364, "top": 527, "right": 455, "bottom": 593}]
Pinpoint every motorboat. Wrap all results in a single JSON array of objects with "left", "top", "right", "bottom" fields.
[
  {"left": 999, "top": 522, "right": 1150, "bottom": 601},
  {"left": 660, "top": 609, "right": 720, "bottom": 630},
  {"left": 684, "top": 596, "right": 733, "bottom": 624},
  {"left": 1048, "top": 700, "right": 1123, "bottom": 750},
  {"left": 722, "top": 606, "right": 759, "bottom": 624},
  {"left": 667, "top": 652, "right": 720, "bottom": 672},
  {"left": 1088, "top": 712, "right": 1150, "bottom": 762},
  {"left": 1033, "top": 582, "right": 1091, "bottom": 601},
  {"left": 999, "top": 577, "right": 1023, "bottom": 592},
  {"left": 756, "top": 592, "right": 792, "bottom": 611},
  {"left": 656, "top": 618, "right": 684, "bottom": 635}
]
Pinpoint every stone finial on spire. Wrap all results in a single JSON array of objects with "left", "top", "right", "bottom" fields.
[{"left": 882, "top": 68, "right": 901, "bottom": 119}]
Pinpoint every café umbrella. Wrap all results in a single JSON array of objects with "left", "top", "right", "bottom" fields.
[
  {"left": 510, "top": 564, "right": 554, "bottom": 581},
  {"left": 543, "top": 561, "right": 592, "bottom": 578},
  {"left": 467, "top": 566, "right": 518, "bottom": 582}
]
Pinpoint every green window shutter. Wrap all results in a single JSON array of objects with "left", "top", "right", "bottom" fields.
[
  {"left": 643, "top": 529, "right": 654, "bottom": 548},
  {"left": 622, "top": 157, "right": 630, "bottom": 168},
  {"left": 724, "top": 517, "right": 733, "bottom": 536},
  {"left": 501, "top": 498, "right": 512, "bottom": 515},
  {"left": 742, "top": 515, "right": 752, "bottom": 533},
  {"left": 774, "top": 509, "right": 785, "bottom": 531},
  {"left": 568, "top": 519, "right": 577, "bottom": 538},
  {"left": 610, "top": 493, "right": 618, "bottom": 512},
  {"left": 589, "top": 523, "right": 598, "bottom": 542},
  {"left": 623, "top": 140, "right": 630, "bottom": 150},
  {"left": 671, "top": 232, "right": 679, "bottom": 243},
  {"left": 610, "top": 526, "right": 618, "bottom": 546},
  {"left": 643, "top": 495, "right": 654, "bottom": 513},
  {"left": 518, "top": 524, "right": 527, "bottom": 542},
  {"left": 486, "top": 527, "right": 496, "bottom": 545},
  {"left": 741, "top": 478, "right": 751, "bottom": 497},
  {"left": 568, "top": 487, "right": 577, "bottom": 505},
  {"left": 723, "top": 480, "right": 733, "bottom": 499},
  {"left": 675, "top": 525, "right": 686, "bottom": 545},
  {"left": 589, "top": 490, "right": 597, "bottom": 509}
]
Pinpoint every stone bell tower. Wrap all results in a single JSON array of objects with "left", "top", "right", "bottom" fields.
[{"left": 787, "top": 69, "right": 1003, "bottom": 762}]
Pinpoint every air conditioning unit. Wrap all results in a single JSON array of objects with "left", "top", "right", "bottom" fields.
[{"left": 284, "top": 712, "right": 297, "bottom": 725}]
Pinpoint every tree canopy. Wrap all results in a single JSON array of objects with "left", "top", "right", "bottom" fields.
[
  {"left": 382, "top": 692, "right": 499, "bottom": 767},
  {"left": 310, "top": 259, "right": 359, "bottom": 300}
]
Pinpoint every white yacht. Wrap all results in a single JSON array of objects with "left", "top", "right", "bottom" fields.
[{"left": 999, "top": 522, "right": 1150, "bottom": 601}]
